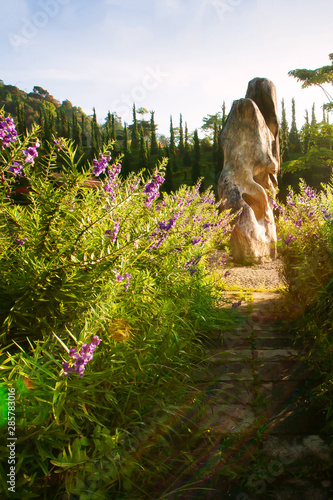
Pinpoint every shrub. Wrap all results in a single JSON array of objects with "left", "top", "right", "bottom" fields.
[
  {"left": 276, "top": 180, "right": 333, "bottom": 307},
  {"left": 0, "top": 110, "right": 236, "bottom": 498},
  {"left": 277, "top": 179, "right": 333, "bottom": 436}
]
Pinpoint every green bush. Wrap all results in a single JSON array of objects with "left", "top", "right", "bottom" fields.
[
  {"left": 0, "top": 111, "right": 236, "bottom": 498},
  {"left": 277, "top": 179, "right": 333, "bottom": 436}
]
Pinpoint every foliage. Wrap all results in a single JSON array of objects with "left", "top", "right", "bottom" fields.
[
  {"left": 289, "top": 52, "right": 333, "bottom": 109},
  {"left": 0, "top": 111, "right": 236, "bottom": 498},
  {"left": 276, "top": 180, "right": 333, "bottom": 434}
]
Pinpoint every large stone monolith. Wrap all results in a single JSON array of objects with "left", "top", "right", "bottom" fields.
[{"left": 217, "top": 78, "right": 280, "bottom": 263}]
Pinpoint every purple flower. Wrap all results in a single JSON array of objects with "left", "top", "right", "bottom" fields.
[
  {"left": 293, "top": 220, "right": 302, "bottom": 228},
  {"left": 185, "top": 255, "right": 202, "bottom": 275},
  {"left": 16, "top": 236, "right": 27, "bottom": 246},
  {"left": 304, "top": 186, "right": 315, "bottom": 199},
  {"left": 105, "top": 221, "right": 119, "bottom": 244},
  {"left": 224, "top": 270, "right": 231, "bottom": 278},
  {"left": 91, "top": 335, "right": 101, "bottom": 346},
  {"left": 92, "top": 154, "right": 111, "bottom": 176},
  {"left": 218, "top": 253, "right": 228, "bottom": 266},
  {"left": 143, "top": 173, "right": 165, "bottom": 207},
  {"left": 23, "top": 142, "right": 40, "bottom": 164},
  {"left": 8, "top": 162, "right": 23, "bottom": 177},
  {"left": 283, "top": 234, "right": 296, "bottom": 246},
  {"left": 102, "top": 163, "right": 121, "bottom": 200},
  {"left": 0, "top": 115, "right": 17, "bottom": 148},
  {"left": 232, "top": 300, "right": 242, "bottom": 309},
  {"left": 200, "top": 193, "right": 215, "bottom": 204},
  {"left": 113, "top": 269, "right": 131, "bottom": 291},
  {"left": 270, "top": 199, "right": 279, "bottom": 210},
  {"left": 323, "top": 209, "right": 332, "bottom": 221},
  {"left": 107, "top": 163, "right": 122, "bottom": 180},
  {"left": 286, "top": 193, "right": 295, "bottom": 206},
  {"left": 129, "top": 178, "right": 141, "bottom": 192},
  {"left": 62, "top": 335, "right": 102, "bottom": 377},
  {"left": 191, "top": 236, "right": 204, "bottom": 246},
  {"left": 149, "top": 213, "right": 179, "bottom": 249},
  {"left": 158, "top": 217, "right": 176, "bottom": 232}
]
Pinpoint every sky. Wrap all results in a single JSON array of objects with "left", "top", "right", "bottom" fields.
[{"left": 1, "top": 0, "right": 333, "bottom": 137}]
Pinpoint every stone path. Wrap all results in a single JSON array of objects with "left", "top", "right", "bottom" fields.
[{"left": 169, "top": 291, "right": 333, "bottom": 499}]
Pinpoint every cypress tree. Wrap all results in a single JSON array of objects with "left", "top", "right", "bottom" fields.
[
  {"left": 123, "top": 123, "right": 130, "bottom": 154},
  {"left": 301, "top": 109, "right": 311, "bottom": 153},
  {"left": 139, "top": 125, "right": 148, "bottom": 170},
  {"left": 131, "top": 104, "right": 140, "bottom": 149},
  {"left": 46, "top": 108, "right": 55, "bottom": 142},
  {"left": 192, "top": 129, "right": 201, "bottom": 184},
  {"left": 72, "top": 111, "right": 82, "bottom": 152},
  {"left": 81, "top": 114, "right": 88, "bottom": 149},
  {"left": 90, "top": 107, "right": 100, "bottom": 159},
  {"left": 38, "top": 107, "right": 45, "bottom": 137},
  {"left": 311, "top": 103, "right": 317, "bottom": 127},
  {"left": 122, "top": 123, "right": 131, "bottom": 178},
  {"left": 169, "top": 116, "right": 176, "bottom": 157},
  {"left": 150, "top": 111, "right": 159, "bottom": 155},
  {"left": 56, "top": 110, "right": 61, "bottom": 135},
  {"left": 289, "top": 98, "right": 301, "bottom": 154},
  {"left": 213, "top": 121, "right": 223, "bottom": 175},
  {"left": 183, "top": 121, "right": 192, "bottom": 181},
  {"left": 222, "top": 101, "right": 227, "bottom": 127},
  {"left": 16, "top": 101, "right": 26, "bottom": 136},
  {"left": 104, "top": 111, "right": 112, "bottom": 144},
  {"left": 178, "top": 113, "right": 184, "bottom": 153},
  {"left": 60, "top": 109, "right": 69, "bottom": 138},
  {"left": 162, "top": 159, "right": 173, "bottom": 193},
  {"left": 111, "top": 113, "right": 116, "bottom": 142},
  {"left": 280, "top": 99, "right": 289, "bottom": 162}
]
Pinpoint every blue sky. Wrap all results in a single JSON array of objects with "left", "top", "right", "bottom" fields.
[{"left": 1, "top": 0, "right": 333, "bottom": 137}]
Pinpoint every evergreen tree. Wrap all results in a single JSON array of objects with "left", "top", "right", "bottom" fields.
[
  {"left": 192, "top": 129, "right": 201, "bottom": 184},
  {"left": 104, "top": 111, "right": 112, "bottom": 143},
  {"left": 122, "top": 123, "right": 131, "bottom": 178},
  {"left": 150, "top": 111, "right": 159, "bottom": 155},
  {"left": 131, "top": 104, "right": 140, "bottom": 150},
  {"left": 178, "top": 113, "right": 184, "bottom": 153},
  {"left": 222, "top": 101, "right": 227, "bottom": 127},
  {"left": 300, "top": 109, "right": 311, "bottom": 153},
  {"left": 213, "top": 121, "right": 224, "bottom": 175},
  {"left": 111, "top": 113, "right": 117, "bottom": 142},
  {"left": 72, "top": 111, "right": 82, "bottom": 153},
  {"left": 123, "top": 123, "right": 130, "bottom": 154},
  {"left": 45, "top": 108, "right": 55, "bottom": 142},
  {"left": 16, "top": 101, "right": 26, "bottom": 136},
  {"left": 38, "top": 107, "right": 45, "bottom": 136},
  {"left": 81, "top": 114, "right": 88, "bottom": 150},
  {"left": 280, "top": 99, "right": 289, "bottom": 162},
  {"left": 162, "top": 159, "right": 173, "bottom": 193},
  {"left": 183, "top": 121, "right": 192, "bottom": 180},
  {"left": 60, "top": 109, "right": 69, "bottom": 138},
  {"left": 167, "top": 116, "right": 177, "bottom": 172},
  {"left": 139, "top": 125, "right": 148, "bottom": 170},
  {"left": 311, "top": 103, "right": 317, "bottom": 126},
  {"left": 90, "top": 107, "right": 100, "bottom": 159},
  {"left": 288, "top": 98, "right": 301, "bottom": 154},
  {"left": 169, "top": 116, "right": 176, "bottom": 157}
]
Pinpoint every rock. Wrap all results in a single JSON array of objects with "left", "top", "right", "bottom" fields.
[{"left": 218, "top": 78, "right": 280, "bottom": 263}]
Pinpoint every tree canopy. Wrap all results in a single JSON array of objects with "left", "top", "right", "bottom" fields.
[{"left": 289, "top": 53, "right": 333, "bottom": 110}]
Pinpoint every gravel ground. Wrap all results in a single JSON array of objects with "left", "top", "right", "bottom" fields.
[{"left": 208, "top": 250, "right": 285, "bottom": 290}]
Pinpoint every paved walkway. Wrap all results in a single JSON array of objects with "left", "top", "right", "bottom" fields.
[{"left": 170, "top": 291, "right": 333, "bottom": 499}]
